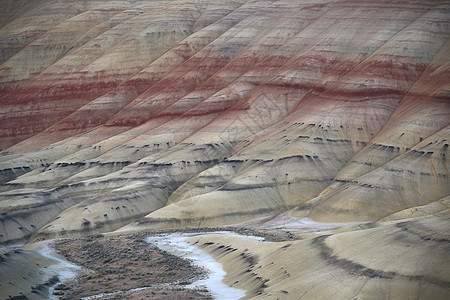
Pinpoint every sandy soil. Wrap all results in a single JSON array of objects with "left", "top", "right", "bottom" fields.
[
  {"left": 53, "top": 234, "right": 211, "bottom": 299},
  {"left": 49, "top": 227, "right": 296, "bottom": 300}
]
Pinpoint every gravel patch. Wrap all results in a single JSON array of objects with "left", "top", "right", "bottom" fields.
[{"left": 54, "top": 233, "right": 211, "bottom": 299}]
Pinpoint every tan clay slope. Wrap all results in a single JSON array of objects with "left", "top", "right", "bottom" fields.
[
  {"left": 0, "top": 0, "right": 449, "bottom": 244},
  {"left": 292, "top": 40, "right": 450, "bottom": 222},
  {"left": 304, "top": 126, "right": 450, "bottom": 222},
  {"left": 0, "top": 0, "right": 303, "bottom": 243},
  {"left": 186, "top": 217, "right": 450, "bottom": 299},
  {"left": 121, "top": 1, "right": 450, "bottom": 230}
]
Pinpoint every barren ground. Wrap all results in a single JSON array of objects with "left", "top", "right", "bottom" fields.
[{"left": 53, "top": 234, "right": 211, "bottom": 299}]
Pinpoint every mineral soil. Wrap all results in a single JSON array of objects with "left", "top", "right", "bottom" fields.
[{"left": 53, "top": 234, "right": 211, "bottom": 300}]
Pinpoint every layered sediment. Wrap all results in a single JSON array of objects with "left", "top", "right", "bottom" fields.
[
  {"left": 0, "top": 1, "right": 449, "bottom": 298},
  {"left": 187, "top": 217, "right": 450, "bottom": 299},
  {"left": 1, "top": 0, "right": 448, "bottom": 244}
]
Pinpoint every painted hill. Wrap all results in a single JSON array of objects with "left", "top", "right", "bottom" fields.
[
  {"left": 0, "top": 0, "right": 449, "bottom": 298},
  {"left": 1, "top": 0, "right": 448, "bottom": 243}
]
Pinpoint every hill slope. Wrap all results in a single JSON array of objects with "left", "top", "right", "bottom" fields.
[
  {"left": 0, "top": 1, "right": 449, "bottom": 299},
  {"left": 1, "top": 0, "right": 448, "bottom": 244}
]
